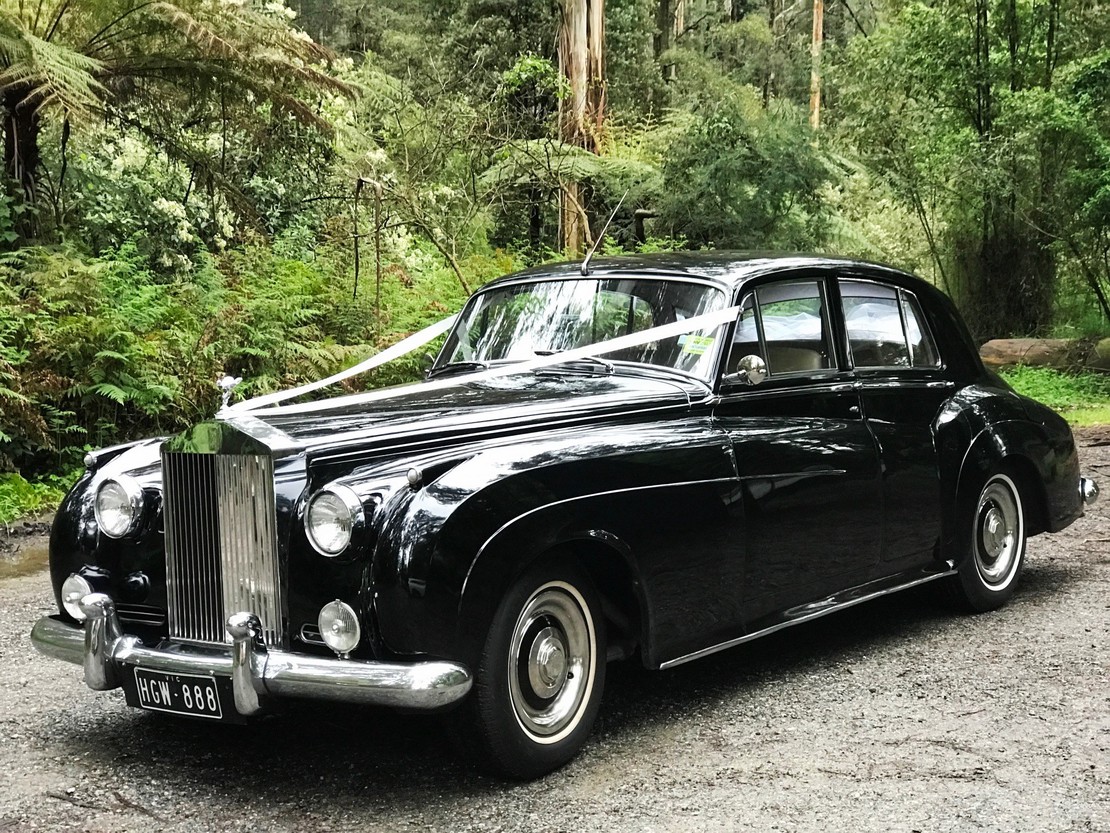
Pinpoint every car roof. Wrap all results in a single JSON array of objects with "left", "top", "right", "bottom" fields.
[{"left": 480, "top": 252, "right": 927, "bottom": 295}]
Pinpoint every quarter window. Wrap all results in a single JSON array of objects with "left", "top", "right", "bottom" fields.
[{"left": 841, "top": 280, "right": 941, "bottom": 369}]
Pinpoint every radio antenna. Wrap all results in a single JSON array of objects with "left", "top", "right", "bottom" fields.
[{"left": 580, "top": 190, "right": 629, "bottom": 276}]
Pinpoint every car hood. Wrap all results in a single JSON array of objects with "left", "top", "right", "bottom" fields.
[
  {"left": 246, "top": 371, "right": 703, "bottom": 459},
  {"left": 98, "top": 371, "right": 705, "bottom": 483}
]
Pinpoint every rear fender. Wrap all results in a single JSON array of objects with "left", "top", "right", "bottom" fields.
[{"left": 947, "top": 418, "right": 1079, "bottom": 563}]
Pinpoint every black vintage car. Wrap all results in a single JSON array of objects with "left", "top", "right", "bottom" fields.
[{"left": 32, "top": 253, "right": 1099, "bottom": 779}]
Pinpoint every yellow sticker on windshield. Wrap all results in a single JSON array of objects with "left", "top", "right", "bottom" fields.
[{"left": 679, "top": 334, "right": 715, "bottom": 355}]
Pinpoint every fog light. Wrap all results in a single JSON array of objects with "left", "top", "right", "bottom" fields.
[
  {"left": 62, "top": 574, "right": 93, "bottom": 622},
  {"left": 318, "top": 600, "right": 360, "bottom": 656},
  {"left": 94, "top": 475, "right": 144, "bottom": 538}
]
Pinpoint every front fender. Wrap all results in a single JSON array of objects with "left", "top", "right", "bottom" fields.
[{"left": 369, "top": 419, "right": 737, "bottom": 665}]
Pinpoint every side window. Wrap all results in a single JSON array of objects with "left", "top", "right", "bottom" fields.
[
  {"left": 900, "top": 293, "right": 942, "bottom": 368},
  {"left": 730, "top": 280, "right": 833, "bottom": 376},
  {"left": 841, "top": 280, "right": 941, "bottom": 369}
]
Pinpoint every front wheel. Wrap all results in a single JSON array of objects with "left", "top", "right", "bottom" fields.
[
  {"left": 946, "top": 470, "right": 1027, "bottom": 612},
  {"left": 462, "top": 561, "right": 606, "bottom": 779}
]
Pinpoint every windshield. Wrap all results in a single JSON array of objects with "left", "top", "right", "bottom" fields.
[{"left": 436, "top": 277, "right": 729, "bottom": 381}]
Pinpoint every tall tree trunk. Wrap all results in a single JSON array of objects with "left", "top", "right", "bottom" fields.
[
  {"left": 558, "top": 0, "right": 605, "bottom": 256},
  {"left": 3, "top": 88, "right": 41, "bottom": 241},
  {"left": 765, "top": 0, "right": 785, "bottom": 103},
  {"left": 655, "top": 0, "right": 683, "bottom": 81},
  {"left": 528, "top": 186, "right": 543, "bottom": 255},
  {"left": 1005, "top": 0, "right": 1019, "bottom": 94},
  {"left": 809, "top": 0, "right": 824, "bottom": 130},
  {"left": 1044, "top": 0, "right": 1058, "bottom": 89},
  {"left": 654, "top": 0, "right": 671, "bottom": 58},
  {"left": 974, "top": 0, "right": 991, "bottom": 138},
  {"left": 587, "top": 0, "right": 606, "bottom": 139}
]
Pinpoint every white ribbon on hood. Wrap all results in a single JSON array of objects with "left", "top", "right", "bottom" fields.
[
  {"left": 225, "top": 314, "right": 459, "bottom": 413},
  {"left": 228, "top": 304, "right": 740, "bottom": 417}
]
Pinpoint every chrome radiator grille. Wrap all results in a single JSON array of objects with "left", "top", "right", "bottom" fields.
[{"left": 162, "top": 452, "right": 283, "bottom": 647}]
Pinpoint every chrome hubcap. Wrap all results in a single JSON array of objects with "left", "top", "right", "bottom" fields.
[
  {"left": 983, "top": 508, "right": 1006, "bottom": 557},
  {"left": 508, "top": 582, "right": 596, "bottom": 744},
  {"left": 975, "top": 477, "right": 1023, "bottom": 587},
  {"left": 527, "top": 626, "right": 568, "bottom": 697}
]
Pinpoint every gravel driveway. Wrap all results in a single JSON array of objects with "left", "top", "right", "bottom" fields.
[{"left": 2, "top": 434, "right": 1108, "bottom": 833}]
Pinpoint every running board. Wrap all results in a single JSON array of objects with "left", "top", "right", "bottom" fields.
[{"left": 658, "top": 563, "right": 957, "bottom": 670}]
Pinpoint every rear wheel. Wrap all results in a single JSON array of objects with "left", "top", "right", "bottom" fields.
[
  {"left": 462, "top": 561, "right": 606, "bottom": 779},
  {"left": 946, "top": 470, "right": 1026, "bottom": 612}
]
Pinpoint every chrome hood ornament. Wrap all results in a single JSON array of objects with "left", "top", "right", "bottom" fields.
[{"left": 217, "top": 375, "right": 243, "bottom": 412}]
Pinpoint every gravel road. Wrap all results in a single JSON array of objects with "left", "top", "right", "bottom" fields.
[{"left": 2, "top": 434, "right": 1108, "bottom": 833}]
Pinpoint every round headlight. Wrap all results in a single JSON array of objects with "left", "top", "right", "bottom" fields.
[
  {"left": 305, "top": 484, "right": 364, "bottom": 556},
  {"left": 94, "top": 475, "right": 144, "bottom": 539},
  {"left": 61, "top": 574, "right": 93, "bottom": 622},
  {"left": 318, "top": 600, "right": 361, "bottom": 656}
]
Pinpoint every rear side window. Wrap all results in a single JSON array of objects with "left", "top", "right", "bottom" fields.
[{"left": 841, "top": 280, "right": 941, "bottom": 369}]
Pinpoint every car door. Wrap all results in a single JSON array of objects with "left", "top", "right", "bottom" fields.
[
  {"left": 838, "top": 276, "right": 947, "bottom": 567},
  {"left": 714, "top": 275, "right": 883, "bottom": 624}
]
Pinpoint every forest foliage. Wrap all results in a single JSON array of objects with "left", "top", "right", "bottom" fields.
[{"left": 1, "top": 0, "right": 1109, "bottom": 480}]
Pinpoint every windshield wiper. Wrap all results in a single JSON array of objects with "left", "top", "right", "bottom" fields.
[
  {"left": 427, "top": 360, "right": 489, "bottom": 379},
  {"left": 533, "top": 351, "right": 614, "bottom": 375}
]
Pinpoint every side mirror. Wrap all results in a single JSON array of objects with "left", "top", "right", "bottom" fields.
[{"left": 731, "top": 354, "right": 767, "bottom": 386}]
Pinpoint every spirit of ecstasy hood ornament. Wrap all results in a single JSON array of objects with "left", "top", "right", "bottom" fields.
[{"left": 217, "top": 375, "right": 243, "bottom": 412}]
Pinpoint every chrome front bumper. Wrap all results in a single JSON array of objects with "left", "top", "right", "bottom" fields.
[{"left": 30, "top": 593, "right": 472, "bottom": 714}]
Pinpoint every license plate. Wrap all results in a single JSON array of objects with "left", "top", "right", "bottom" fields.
[{"left": 134, "top": 668, "right": 223, "bottom": 719}]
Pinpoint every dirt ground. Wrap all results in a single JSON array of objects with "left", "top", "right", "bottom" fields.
[{"left": 1, "top": 432, "right": 1107, "bottom": 833}]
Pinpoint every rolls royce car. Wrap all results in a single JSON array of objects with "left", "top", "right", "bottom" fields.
[{"left": 31, "top": 253, "right": 1099, "bottom": 779}]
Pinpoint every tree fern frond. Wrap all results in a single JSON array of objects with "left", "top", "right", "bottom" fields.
[
  {"left": 146, "top": 2, "right": 243, "bottom": 61},
  {"left": 252, "top": 55, "right": 356, "bottom": 98},
  {"left": 0, "top": 26, "right": 104, "bottom": 115},
  {"left": 480, "top": 139, "right": 655, "bottom": 191}
]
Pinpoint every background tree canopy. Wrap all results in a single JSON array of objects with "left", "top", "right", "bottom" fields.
[{"left": 1, "top": 0, "right": 1109, "bottom": 479}]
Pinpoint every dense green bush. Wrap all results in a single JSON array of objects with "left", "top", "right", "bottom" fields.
[
  {"left": 999, "top": 365, "right": 1110, "bottom": 413},
  {"left": 0, "top": 473, "right": 73, "bottom": 526},
  {"left": 0, "top": 235, "right": 505, "bottom": 477}
]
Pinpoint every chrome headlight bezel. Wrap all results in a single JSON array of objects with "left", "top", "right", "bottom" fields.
[
  {"left": 94, "top": 474, "right": 145, "bottom": 539},
  {"left": 305, "top": 483, "right": 365, "bottom": 557}
]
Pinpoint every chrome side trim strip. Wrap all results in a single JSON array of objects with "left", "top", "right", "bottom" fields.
[
  {"left": 738, "top": 469, "right": 846, "bottom": 481},
  {"left": 658, "top": 568, "right": 957, "bottom": 670}
]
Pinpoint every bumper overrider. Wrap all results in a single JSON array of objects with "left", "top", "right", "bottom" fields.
[
  {"left": 30, "top": 593, "right": 472, "bottom": 715},
  {"left": 1081, "top": 476, "right": 1099, "bottom": 507}
]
